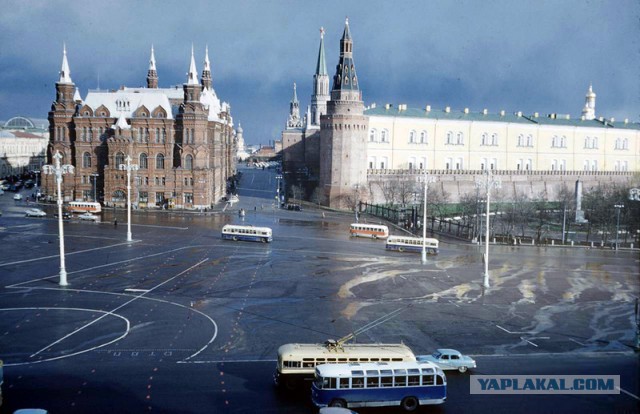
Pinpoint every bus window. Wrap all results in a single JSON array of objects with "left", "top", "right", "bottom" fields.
[
  {"left": 395, "top": 375, "right": 407, "bottom": 387},
  {"left": 327, "top": 358, "right": 336, "bottom": 363},
  {"left": 338, "top": 358, "right": 347, "bottom": 362},
  {"left": 329, "top": 378, "right": 337, "bottom": 389},
  {"left": 352, "top": 377, "right": 364, "bottom": 388},
  {"left": 284, "top": 360, "right": 301, "bottom": 368},
  {"left": 316, "top": 358, "right": 325, "bottom": 363},
  {"left": 339, "top": 378, "right": 349, "bottom": 389},
  {"left": 381, "top": 376, "right": 393, "bottom": 387},
  {"left": 366, "top": 376, "right": 379, "bottom": 388},
  {"left": 348, "top": 358, "right": 358, "bottom": 362},
  {"left": 436, "top": 375, "right": 444, "bottom": 385},
  {"left": 423, "top": 375, "right": 434, "bottom": 386}
]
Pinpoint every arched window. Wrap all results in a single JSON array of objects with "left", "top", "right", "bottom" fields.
[
  {"left": 156, "top": 153, "right": 165, "bottom": 169},
  {"left": 457, "top": 132, "right": 464, "bottom": 145},
  {"left": 115, "top": 152, "right": 125, "bottom": 167},
  {"left": 490, "top": 133, "right": 497, "bottom": 146},
  {"left": 185, "top": 154, "right": 193, "bottom": 170},
  {"left": 139, "top": 153, "right": 148, "bottom": 169},
  {"left": 83, "top": 152, "right": 92, "bottom": 168},
  {"left": 381, "top": 130, "right": 388, "bottom": 143},
  {"left": 409, "top": 130, "right": 416, "bottom": 144},
  {"left": 155, "top": 128, "right": 160, "bottom": 144},
  {"left": 446, "top": 131, "right": 453, "bottom": 144},
  {"left": 420, "top": 130, "right": 427, "bottom": 144}
]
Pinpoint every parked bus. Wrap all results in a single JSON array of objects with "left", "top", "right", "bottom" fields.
[
  {"left": 274, "top": 342, "right": 416, "bottom": 390},
  {"left": 385, "top": 235, "right": 439, "bottom": 254},
  {"left": 222, "top": 224, "right": 272, "bottom": 243},
  {"left": 349, "top": 223, "right": 389, "bottom": 239},
  {"left": 312, "top": 361, "right": 446, "bottom": 411},
  {"left": 66, "top": 201, "right": 102, "bottom": 214}
]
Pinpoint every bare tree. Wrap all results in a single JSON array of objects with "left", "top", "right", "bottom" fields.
[
  {"left": 377, "top": 180, "right": 399, "bottom": 206},
  {"left": 310, "top": 186, "right": 327, "bottom": 206}
]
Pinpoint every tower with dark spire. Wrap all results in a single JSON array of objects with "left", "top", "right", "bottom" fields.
[
  {"left": 319, "top": 18, "right": 369, "bottom": 208},
  {"left": 201, "top": 46, "right": 212, "bottom": 90},
  {"left": 147, "top": 45, "right": 158, "bottom": 89},
  {"left": 311, "top": 27, "right": 330, "bottom": 126}
]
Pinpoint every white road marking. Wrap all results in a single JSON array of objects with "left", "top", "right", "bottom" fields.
[
  {"left": 569, "top": 338, "right": 586, "bottom": 346},
  {"left": 124, "top": 288, "right": 150, "bottom": 293},
  {"left": 1, "top": 307, "right": 130, "bottom": 367},
  {"left": 30, "top": 258, "right": 209, "bottom": 358},
  {"left": 0, "top": 241, "right": 138, "bottom": 267},
  {"left": 521, "top": 336, "right": 539, "bottom": 347},
  {"left": 496, "top": 324, "right": 531, "bottom": 334}
]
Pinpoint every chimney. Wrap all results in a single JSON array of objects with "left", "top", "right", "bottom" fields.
[
  {"left": 516, "top": 111, "right": 522, "bottom": 117},
  {"left": 425, "top": 105, "right": 431, "bottom": 112},
  {"left": 445, "top": 106, "right": 451, "bottom": 113},
  {"left": 500, "top": 110, "right": 505, "bottom": 116},
  {"left": 464, "top": 108, "right": 469, "bottom": 114},
  {"left": 385, "top": 103, "right": 392, "bottom": 110},
  {"left": 534, "top": 112, "right": 539, "bottom": 118},
  {"left": 482, "top": 109, "right": 488, "bottom": 115}
]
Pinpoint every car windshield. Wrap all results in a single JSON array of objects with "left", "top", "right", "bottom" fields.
[{"left": 432, "top": 352, "right": 441, "bottom": 358}]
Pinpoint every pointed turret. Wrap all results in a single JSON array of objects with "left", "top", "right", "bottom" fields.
[
  {"left": 147, "top": 45, "right": 158, "bottom": 88},
  {"left": 286, "top": 82, "right": 302, "bottom": 128},
  {"left": 581, "top": 83, "right": 596, "bottom": 120},
  {"left": 55, "top": 44, "right": 76, "bottom": 104},
  {"left": 202, "top": 45, "right": 212, "bottom": 90},
  {"left": 59, "top": 43, "right": 73, "bottom": 84},
  {"left": 331, "top": 17, "right": 360, "bottom": 102},
  {"left": 311, "top": 27, "right": 330, "bottom": 126},
  {"left": 183, "top": 45, "right": 202, "bottom": 103},
  {"left": 187, "top": 45, "right": 199, "bottom": 86}
]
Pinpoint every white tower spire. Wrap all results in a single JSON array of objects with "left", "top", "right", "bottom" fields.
[
  {"left": 149, "top": 44, "right": 157, "bottom": 71},
  {"left": 187, "top": 44, "right": 198, "bottom": 85},
  {"left": 59, "top": 43, "right": 73, "bottom": 84},
  {"left": 581, "top": 83, "right": 596, "bottom": 120},
  {"left": 204, "top": 45, "right": 211, "bottom": 72}
]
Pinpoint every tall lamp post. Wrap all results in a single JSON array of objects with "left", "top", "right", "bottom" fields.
[
  {"left": 420, "top": 170, "right": 436, "bottom": 264},
  {"left": 475, "top": 169, "right": 501, "bottom": 289},
  {"left": 42, "top": 151, "right": 75, "bottom": 286},
  {"left": 275, "top": 174, "right": 282, "bottom": 207},
  {"left": 91, "top": 172, "right": 99, "bottom": 202},
  {"left": 614, "top": 203, "right": 624, "bottom": 250},
  {"left": 119, "top": 155, "right": 139, "bottom": 242}
]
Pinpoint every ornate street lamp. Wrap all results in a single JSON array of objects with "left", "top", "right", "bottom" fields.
[
  {"left": 475, "top": 169, "right": 501, "bottom": 289},
  {"left": 42, "top": 151, "right": 74, "bottom": 286},
  {"left": 119, "top": 155, "right": 139, "bottom": 242}
]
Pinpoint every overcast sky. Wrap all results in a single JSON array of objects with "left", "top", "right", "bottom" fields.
[{"left": 1, "top": 0, "right": 638, "bottom": 144}]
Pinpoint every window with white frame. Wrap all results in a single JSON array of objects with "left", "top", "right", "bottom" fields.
[
  {"left": 445, "top": 158, "right": 452, "bottom": 170},
  {"left": 446, "top": 131, "right": 453, "bottom": 145},
  {"left": 381, "top": 129, "right": 389, "bottom": 143},
  {"left": 526, "top": 134, "right": 533, "bottom": 147},
  {"left": 481, "top": 133, "right": 488, "bottom": 146},
  {"left": 419, "top": 158, "right": 426, "bottom": 169},
  {"left": 526, "top": 158, "right": 532, "bottom": 170},
  {"left": 369, "top": 129, "right": 377, "bottom": 142},
  {"left": 420, "top": 130, "right": 427, "bottom": 144},
  {"left": 491, "top": 133, "right": 498, "bottom": 146},
  {"left": 408, "top": 157, "right": 416, "bottom": 170},
  {"left": 455, "top": 158, "right": 463, "bottom": 169},
  {"left": 517, "top": 134, "right": 524, "bottom": 147},
  {"left": 456, "top": 132, "right": 464, "bottom": 145},
  {"left": 379, "top": 157, "right": 388, "bottom": 169},
  {"left": 368, "top": 157, "right": 376, "bottom": 169},
  {"left": 409, "top": 130, "right": 416, "bottom": 144}
]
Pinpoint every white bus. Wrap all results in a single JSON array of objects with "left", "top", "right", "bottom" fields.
[
  {"left": 274, "top": 342, "right": 416, "bottom": 390},
  {"left": 221, "top": 224, "right": 272, "bottom": 243},
  {"left": 349, "top": 223, "right": 389, "bottom": 239},
  {"left": 385, "top": 236, "right": 439, "bottom": 254},
  {"left": 67, "top": 201, "right": 102, "bottom": 213},
  {"left": 312, "top": 361, "right": 446, "bottom": 411}
]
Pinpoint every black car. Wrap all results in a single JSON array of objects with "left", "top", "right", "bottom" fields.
[{"left": 54, "top": 211, "right": 72, "bottom": 220}]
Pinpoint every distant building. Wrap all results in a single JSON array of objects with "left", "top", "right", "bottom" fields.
[
  {"left": 282, "top": 20, "right": 639, "bottom": 208},
  {"left": 235, "top": 123, "right": 251, "bottom": 162},
  {"left": 0, "top": 116, "right": 49, "bottom": 177},
  {"left": 44, "top": 45, "right": 236, "bottom": 209}
]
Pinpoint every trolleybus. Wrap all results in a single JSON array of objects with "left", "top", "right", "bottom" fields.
[
  {"left": 66, "top": 201, "right": 102, "bottom": 214},
  {"left": 349, "top": 223, "right": 389, "bottom": 239},
  {"left": 222, "top": 224, "right": 272, "bottom": 243},
  {"left": 385, "top": 235, "right": 439, "bottom": 254},
  {"left": 311, "top": 360, "right": 446, "bottom": 411},
  {"left": 275, "top": 342, "right": 416, "bottom": 390}
]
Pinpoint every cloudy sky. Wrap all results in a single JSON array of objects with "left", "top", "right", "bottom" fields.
[{"left": 1, "top": 0, "right": 638, "bottom": 144}]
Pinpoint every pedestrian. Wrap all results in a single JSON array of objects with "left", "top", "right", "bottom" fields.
[{"left": 114, "top": 218, "right": 118, "bottom": 227}]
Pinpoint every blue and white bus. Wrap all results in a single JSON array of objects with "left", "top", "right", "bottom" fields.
[
  {"left": 222, "top": 224, "right": 273, "bottom": 243},
  {"left": 385, "top": 235, "right": 439, "bottom": 254},
  {"left": 312, "top": 361, "right": 446, "bottom": 412}
]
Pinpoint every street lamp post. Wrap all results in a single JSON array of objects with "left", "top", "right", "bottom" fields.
[
  {"left": 275, "top": 174, "right": 282, "bottom": 207},
  {"left": 475, "top": 169, "right": 501, "bottom": 289},
  {"left": 119, "top": 155, "right": 139, "bottom": 242},
  {"left": 42, "top": 151, "right": 74, "bottom": 286},
  {"left": 91, "top": 172, "right": 99, "bottom": 202},
  {"left": 614, "top": 203, "right": 624, "bottom": 250},
  {"left": 420, "top": 170, "right": 436, "bottom": 264}
]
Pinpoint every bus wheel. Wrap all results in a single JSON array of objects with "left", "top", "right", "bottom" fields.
[
  {"left": 329, "top": 399, "right": 347, "bottom": 408},
  {"left": 401, "top": 396, "right": 419, "bottom": 412},
  {"left": 232, "top": 236, "right": 238, "bottom": 241},
  {"left": 398, "top": 247, "right": 404, "bottom": 252},
  {"left": 458, "top": 365, "right": 468, "bottom": 373},
  {"left": 372, "top": 234, "right": 377, "bottom": 240}
]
